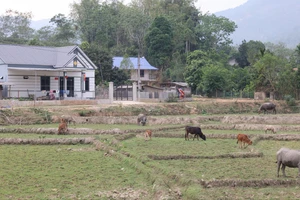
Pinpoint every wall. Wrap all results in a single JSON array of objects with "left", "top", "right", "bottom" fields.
[{"left": 6, "top": 69, "right": 95, "bottom": 99}]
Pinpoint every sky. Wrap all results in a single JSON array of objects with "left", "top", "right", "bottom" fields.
[{"left": 0, "top": 0, "right": 248, "bottom": 21}]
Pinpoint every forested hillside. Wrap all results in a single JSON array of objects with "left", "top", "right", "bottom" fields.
[
  {"left": 1, "top": 0, "right": 300, "bottom": 100},
  {"left": 216, "top": 0, "right": 300, "bottom": 48}
]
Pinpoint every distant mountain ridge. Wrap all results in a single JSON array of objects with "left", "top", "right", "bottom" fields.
[
  {"left": 215, "top": 0, "right": 300, "bottom": 48},
  {"left": 31, "top": 19, "right": 51, "bottom": 30}
]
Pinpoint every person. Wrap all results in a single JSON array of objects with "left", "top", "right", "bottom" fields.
[
  {"left": 178, "top": 88, "right": 185, "bottom": 99},
  {"left": 49, "top": 90, "right": 55, "bottom": 100}
]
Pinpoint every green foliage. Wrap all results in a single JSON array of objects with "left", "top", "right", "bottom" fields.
[
  {"left": 30, "top": 108, "right": 52, "bottom": 123},
  {"left": 78, "top": 110, "right": 95, "bottom": 116},
  {"left": 49, "top": 14, "right": 76, "bottom": 45},
  {"left": 0, "top": 10, "right": 34, "bottom": 44},
  {"left": 284, "top": 95, "right": 296, "bottom": 106},
  {"left": 253, "top": 52, "right": 286, "bottom": 92},
  {"left": 165, "top": 93, "right": 178, "bottom": 102},
  {"left": 195, "top": 14, "right": 236, "bottom": 52},
  {"left": 201, "top": 64, "right": 231, "bottom": 97},
  {"left": 145, "top": 16, "right": 174, "bottom": 70}
]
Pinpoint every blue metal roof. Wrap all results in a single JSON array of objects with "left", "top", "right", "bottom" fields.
[{"left": 113, "top": 57, "right": 158, "bottom": 70}]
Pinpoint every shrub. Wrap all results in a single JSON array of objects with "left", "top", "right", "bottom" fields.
[
  {"left": 284, "top": 95, "right": 296, "bottom": 106},
  {"left": 165, "top": 93, "right": 178, "bottom": 102}
]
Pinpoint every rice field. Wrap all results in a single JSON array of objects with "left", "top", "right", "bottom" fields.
[{"left": 1, "top": 113, "right": 300, "bottom": 199}]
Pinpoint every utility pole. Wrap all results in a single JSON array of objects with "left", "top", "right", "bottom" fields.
[{"left": 137, "top": 53, "right": 141, "bottom": 101}]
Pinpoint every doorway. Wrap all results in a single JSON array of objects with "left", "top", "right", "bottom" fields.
[{"left": 59, "top": 77, "right": 74, "bottom": 97}]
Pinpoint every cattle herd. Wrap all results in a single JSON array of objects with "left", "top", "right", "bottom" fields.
[{"left": 56, "top": 103, "right": 300, "bottom": 177}]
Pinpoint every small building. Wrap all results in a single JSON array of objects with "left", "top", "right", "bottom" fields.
[
  {"left": 160, "top": 82, "right": 191, "bottom": 97},
  {"left": 0, "top": 44, "right": 97, "bottom": 100},
  {"left": 113, "top": 57, "right": 158, "bottom": 85}
]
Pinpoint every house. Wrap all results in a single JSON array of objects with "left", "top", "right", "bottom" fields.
[
  {"left": 113, "top": 57, "right": 158, "bottom": 85},
  {"left": 0, "top": 44, "right": 97, "bottom": 100}
]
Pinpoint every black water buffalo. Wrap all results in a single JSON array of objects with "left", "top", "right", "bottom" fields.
[
  {"left": 259, "top": 102, "right": 276, "bottom": 114},
  {"left": 137, "top": 114, "right": 147, "bottom": 126},
  {"left": 185, "top": 126, "right": 206, "bottom": 141}
]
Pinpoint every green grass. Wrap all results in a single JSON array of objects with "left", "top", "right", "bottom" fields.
[
  {"left": 2, "top": 117, "right": 300, "bottom": 199},
  {"left": 0, "top": 144, "right": 153, "bottom": 199}
]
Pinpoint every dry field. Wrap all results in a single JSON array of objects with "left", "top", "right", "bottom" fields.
[{"left": 1, "top": 99, "right": 300, "bottom": 199}]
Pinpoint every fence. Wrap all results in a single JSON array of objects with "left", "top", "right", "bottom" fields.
[{"left": 194, "top": 90, "right": 254, "bottom": 99}]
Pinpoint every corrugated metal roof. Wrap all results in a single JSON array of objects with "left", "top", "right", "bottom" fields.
[
  {"left": 0, "top": 44, "right": 79, "bottom": 68},
  {"left": 113, "top": 57, "right": 158, "bottom": 70}
]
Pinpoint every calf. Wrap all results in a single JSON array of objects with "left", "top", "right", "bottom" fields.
[
  {"left": 236, "top": 133, "right": 252, "bottom": 148},
  {"left": 144, "top": 130, "right": 152, "bottom": 141},
  {"left": 185, "top": 126, "right": 206, "bottom": 141},
  {"left": 58, "top": 118, "right": 68, "bottom": 134},
  {"left": 265, "top": 126, "right": 276, "bottom": 134}
]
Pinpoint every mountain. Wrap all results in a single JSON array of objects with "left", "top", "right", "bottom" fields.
[
  {"left": 30, "top": 19, "right": 51, "bottom": 30},
  {"left": 215, "top": 0, "right": 300, "bottom": 48}
]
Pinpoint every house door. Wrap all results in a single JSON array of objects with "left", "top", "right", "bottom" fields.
[
  {"left": 67, "top": 77, "right": 74, "bottom": 97},
  {"left": 59, "top": 77, "right": 64, "bottom": 97}
]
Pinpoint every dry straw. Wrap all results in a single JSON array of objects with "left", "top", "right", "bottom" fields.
[{"left": 200, "top": 179, "right": 300, "bottom": 188}]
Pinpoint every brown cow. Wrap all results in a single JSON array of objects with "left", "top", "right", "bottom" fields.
[
  {"left": 144, "top": 130, "right": 152, "bottom": 141},
  {"left": 236, "top": 133, "right": 252, "bottom": 149},
  {"left": 58, "top": 118, "right": 68, "bottom": 134}
]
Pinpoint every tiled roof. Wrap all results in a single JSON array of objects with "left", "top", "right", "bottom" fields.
[{"left": 113, "top": 57, "right": 158, "bottom": 70}]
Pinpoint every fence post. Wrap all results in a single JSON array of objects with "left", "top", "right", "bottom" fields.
[
  {"left": 109, "top": 82, "right": 113, "bottom": 103},
  {"left": 132, "top": 82, "right": 137, "bottom": 101}
]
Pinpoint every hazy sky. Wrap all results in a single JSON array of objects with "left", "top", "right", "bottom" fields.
[{"left": 0, "top": 0, "right": 248, "bottom": 21}]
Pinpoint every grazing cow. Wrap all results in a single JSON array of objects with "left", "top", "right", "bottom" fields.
[
  {"left": 185, "top": 126, "right": 206, "bottom": 141},
  {"left": 61, "top": 115, "right": 76, "bottom": 126},
  {"left": 265, "top": 125, "right": 276, "bottom": 134},
  {"left": 276, "top": 147, "right": 300, "bottom": 177},
  {"left": 236, "top": 133, "right": 252, "bottom": 148},
  {"left": 58, "top": 118, "right": 68, "bottom": 134},
  {"left": 259, "top": 102, "right": 276, "bottom": 114},
  {"left": 137, "top": 114, "right": 147, "bottom": 126},
  {"left": 144, "top": 130, "right": 152, "bottom": 141}
]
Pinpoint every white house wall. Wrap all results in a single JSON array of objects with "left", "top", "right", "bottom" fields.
[
  {"left": 130, "top": 70, "right": 155, "bottom": 81},
  {"left": 7, "top": 69, "right": 95, "bottom": 99}
]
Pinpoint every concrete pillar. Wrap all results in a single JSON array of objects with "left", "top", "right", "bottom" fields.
[
  {"left": 133, "top": 82, "right": 137, "bottom": 101},
  {"left": 109, "top": 82, "right": 114, "bottom": 103}
]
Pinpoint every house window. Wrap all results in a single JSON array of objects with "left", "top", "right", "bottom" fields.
[
  {"left": 85, "top": 77, "right": 89, "bottom": 91},
  {"left": 41, "top": 76, "right": 50, "bottom": 91},
  {"left": 140, "top": 70, "right": 144, "bottom": 78}
]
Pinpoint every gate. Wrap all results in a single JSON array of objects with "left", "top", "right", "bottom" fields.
[{"left": 114, "top": 85, "right": 133, "bottom": 100}]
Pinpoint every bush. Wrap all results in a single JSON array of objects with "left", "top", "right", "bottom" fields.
[
  {"left": 284, "top": 95, "right": 296, "bottom": 106},
  {"left": 165, "top": 93, "right": 178, "bottom": 102}
]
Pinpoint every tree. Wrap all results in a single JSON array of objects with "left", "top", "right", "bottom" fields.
[
  {"left": 231, "top": 67, "right": 252, "bottom": 91},
  {"left": 71, "top": 0, "right": 101, "bottom": 43},
  {"left": 50, "top": 14, "right": 77, "bottom": 45},
  {"left": 0, "top": 10, "right": 34, "bottom": 43},
  {"left": 184, "top": 50, "right": 216, "bottom": 92},
  {"left": 80, "top": 42, "right": 130, "bottom": 86},
  {"left": 145, "top": 16, "right": 173, "bottom": 72},
  {"left": 253, "top": 53, "right": 286, "bottom": 93},
  {"left": 195, "top": 14, "right": 236, "bottom": 52},
  {"left": 201, "top": 64, "right": 231, "bottom": 97},
  {"left": 235, "top": 40, "right": 265, "bottom": 68}
]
